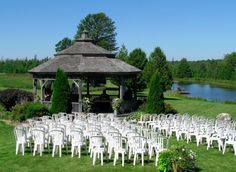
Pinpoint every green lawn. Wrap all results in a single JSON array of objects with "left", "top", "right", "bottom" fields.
[
  {"left": 1, "top": 120, "right": 236, "bottom": 172},
  {"left": 165, "top": 92, "right": 236, "bottom": 120}
]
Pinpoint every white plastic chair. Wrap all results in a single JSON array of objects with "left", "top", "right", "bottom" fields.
[
  {"left": 51, "top": 129, "right": 64, "bottom": 157},
  {"left": 113, "top": 136, "right": 127, "bottom": 167},
  {"left": 70, "top": 129, "right": 84, "bottom": 158},
  {"left": 31, "top": 128, "right": 45, "bottom": 156},
  {"left": 132, "top": 136, "right": 147, "bottom": 166},
  {"left": 90, "top": 136, "right": 106, "bottom": 166},
  {"left": 14, "top": 127, "right": 27, "bottom": 156}
]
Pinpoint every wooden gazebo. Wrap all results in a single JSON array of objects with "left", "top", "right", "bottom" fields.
[{"left": 29, "top": 31, "right": 141, "bottom": 112}]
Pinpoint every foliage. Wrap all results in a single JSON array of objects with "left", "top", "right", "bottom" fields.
[
  {"left": 0, "top": 57, "right": 48, "bottom": 73},
  {"left": 82, "top": 97, "right": 91, "bottom": 113},
  {"left": 158, "top": 147, "right": 197, "bottom": 172},
  {"left": 125, "top": 48, "right": 147, "bottom": 91},
  {"left": 12, "top": 102, "right": 50, "bottom": 121},
  {"left": 125, "top": 111, "right": 146, "bottom": 121},
  {"left": 165, "top": 103, "right": 178, "bottom": 114},
  {"left": 0, "top": 89, "right": 33, "bottom": 111},
  {"left": 144, "top": 47, "right": 173, "bottom": 91},
  {"left": 55, "top": 37, "right": 73, "bottom": 52},
  {"left": 51, "top": 68, "right": 72, "bottom": 114},
  {"left": 170, "top": 51, "right": 236, "bottom": 81},
  {"left": 76, "top": 12, "right": 117, "bottom": 51},
  {"left": 176, "top": 58, "right": 193, "bottom": 78},
  {"left": 116, "top": 44, "right": 128, "bottom": 61},
  {"left": 146, "top": 71, "right": 165, "bottom": 114},
  {"left": 0, "top": 104, "right": 6, "bottom": 119},
  {"left": 112, "top": 98, "right": 122, "bottom": 110}
]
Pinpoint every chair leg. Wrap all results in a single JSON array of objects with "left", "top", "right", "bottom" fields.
[
  {"left": 113, "top": 152, "right": 117, "bottom": 166},
  {"left": 52, "top": 145, "right": 55, "bottom": 157},
  {"left": 59, "top": 145, "right": 62, "bottom": 157},
  {"left": 93, "top": 152, "right": 96, "bottom": 166},
  {"left": 78, "top": 145, "right": 81, "bottom": 158},
  {"left": 133, "top": 153, "right": 136, "bottom": 166},
  {"left": 40, "top": 144, "right": 43, "bottom": 156},
  {"left": 101, "top": 152, "right": 103, "bottom": 166},
  {"left": 22, "top": 144, "right": 25, "bottom": 156},
  {"left": 122, "top": 152, "right": 125, "bottom": 167},
  {"left": 16, "top": 143, "right": 18, "bottom": 155},
  {"left": 141, "top": 153, "right": 144, "bottom": 166},
  {"left": 71, "top": 145, "right": 74, "bottom": 157}
]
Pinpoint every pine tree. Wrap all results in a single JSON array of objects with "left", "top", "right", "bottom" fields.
[
  {"left": 51, "top": 68, "right": 72, "bottom": 113},
  {"left": 146, "top": 71, "right": 165, "bottom": 114}
]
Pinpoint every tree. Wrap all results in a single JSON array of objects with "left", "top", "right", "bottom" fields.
[
  {"left": 116, "top": 44, "right": 128, "bottom": 61},
  {"left": 51, "top": 69, "right": 72, "bottom": 113},
  {"left": 143, "top": 47, "right": 173, "bottom": 91},
  {"left": 146, "top": 71, "right": 165, "bottom": 114},
  {"left": 55, "top": 37, "right": 73, "bottom": 52},
  {"left": 177, "top": 58, "right": 193, "bottom": 78},
  {"left": 75, "top": 12, "right": 117, "bottom": 51},
  {"left": 127, "top": 48, "right": 147, "bottom": 70},
  {"left": 125, "top": 48, "right": 147, "bottom": 91}
]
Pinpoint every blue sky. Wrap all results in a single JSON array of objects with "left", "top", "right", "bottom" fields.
[{"left": 0, "top": 0, "right": 235, "bottom": 61}]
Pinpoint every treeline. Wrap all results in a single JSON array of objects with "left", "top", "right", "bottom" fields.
[
  {"left": 170, "top": 52, "right": 236, "bottom": 81},
  {"left": 0, "top": 57, "right": 49, "bottom": 73}
]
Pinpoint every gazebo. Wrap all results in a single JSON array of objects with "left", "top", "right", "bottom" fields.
[{"left": 29, "top": 31, "right": 141, "bottom": 112}]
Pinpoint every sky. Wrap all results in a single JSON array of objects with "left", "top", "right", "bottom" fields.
[{"left": 0, "top": 0, "right": 236, "bottom": 61}]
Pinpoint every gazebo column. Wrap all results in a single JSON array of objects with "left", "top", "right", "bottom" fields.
[
  {"left": 133, "top": 77, "right": 137, "bottom": 101},
  {"left": 72, "top": 79, "right": 82, "bottom": 112},
  {"left": 39, "top": 79, "right": 46, "bottom": 103},
  {"left": 33, "top": 78, "right": 37, "bottom": 102},
  {"left": 86, "top": 77, "right": 90, "bottom": 96},
  {"left": 119, "top": 77, "right": 125, "bottom": 100}
]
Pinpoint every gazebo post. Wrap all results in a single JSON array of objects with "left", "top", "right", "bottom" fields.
[
  {"left": 33, "top": 78, "right": 37, "bottom": 102},
  {"left": 72, "top": 79, "right": 82, "bottom": 112},
  {"left": 86, "top": 77, "right": 90, "bottom": 96},
  {"left": 133, "top": 77, "right": 137, "bottom": 101},
  {"left": 39, "top": 79, "right": 46, "bottom": 103},
  {"left": 78, "top": 80, "right": 82, "bottom": 112},
  {"left": 119, "top": 77, "right": 125, "bottom": 100}
]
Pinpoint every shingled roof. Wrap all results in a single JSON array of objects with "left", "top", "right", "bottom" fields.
[{"left": 29, "top": 31, "right": 141, "bottom": 78}]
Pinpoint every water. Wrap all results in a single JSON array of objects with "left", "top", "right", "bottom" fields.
[{"left": 172, "top": 82, "right": 236, "bottom": 102}]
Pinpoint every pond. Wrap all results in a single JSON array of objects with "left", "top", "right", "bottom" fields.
[{"left": 172, "top": 82, "right": 236, "bottom": 102}]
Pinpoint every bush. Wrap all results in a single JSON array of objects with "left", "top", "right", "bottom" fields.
[
  {"left": 51, "top": 68, "right": 72, "bottom": 114},
  {"left": 158, "top": 147, "right": 198, "bottom": 172},
  {"left": 146, "top": 71, "right": 165, "bottom": 114},
  {"left": 25, "top": 103, "right": 51, "bottom": 119},
  {"left": 0, "top": 89, "right": 33, "bottom": 110},
  {"left": 165, "top": 103, "right": 178, "bottom": 114},
  {"left": 12, "top": 102, "right": 51, "bottom": 121}
]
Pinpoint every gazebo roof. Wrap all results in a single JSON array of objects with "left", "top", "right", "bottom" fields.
[{"left": 29, "top": 31, "right": 141, "bottom": 78}]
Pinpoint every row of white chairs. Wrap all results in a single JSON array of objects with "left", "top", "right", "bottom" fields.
[{"left": 14, "top": 112, "right": 168, "bottom": 166}]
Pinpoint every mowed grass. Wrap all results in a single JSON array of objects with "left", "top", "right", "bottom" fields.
[
  {"left": 0, "top": 73, "right": 33, "bottom": 90},
  {"left": 1, "top": 121, "right": 236, "bottom": 172},
  {"left": 164, "top": 92, "right": 236, "bottom": 120}
]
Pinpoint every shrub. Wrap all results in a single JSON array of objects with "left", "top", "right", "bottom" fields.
[
  {"left": 146, "top": 71, "right": 165, "bottom": 114},
  {"left": 12, "top": 103, "right": 29, "bottom": 121},
  {"left": 165, "top": 103, "right": 178, "bottom": 114},
  {"left": 12, "top": 102, "right": 50, "bottom": 121},
  {"left": 25, "top": 103, "right": 51, "bottom": 119},
  {"left": 51, "top": 68, "right": 72, "bottom": 114},
  {"left": 0, "top": 89, "right": 33, "bottom": 110},
  {"left": 158, "top": 147, "right": 198, "bottom": 172}
]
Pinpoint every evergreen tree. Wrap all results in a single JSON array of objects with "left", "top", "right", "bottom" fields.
[
  {"left": 177, "top": 58, "right": 193, "bottom": 78},
  {"left": 116, "top": 44, "right": 128, "bottom": 61},
  {"left": 143, "top": 47, "right": 173, "bottom": 91},
  {"left": 146, "top": 71, "right": 165, "bottom": 114},
  {"left": 55, "top": 37, "right": 73, "bottom": 52},
  {"left": 51, "top": 68, "right": 72, "bottom": 113},
  {"left": 76, "top": 12, "right": 117, "bottom": 51},
  {"left": 125, "top": 48, "right": 147, "bottom": 91}
]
